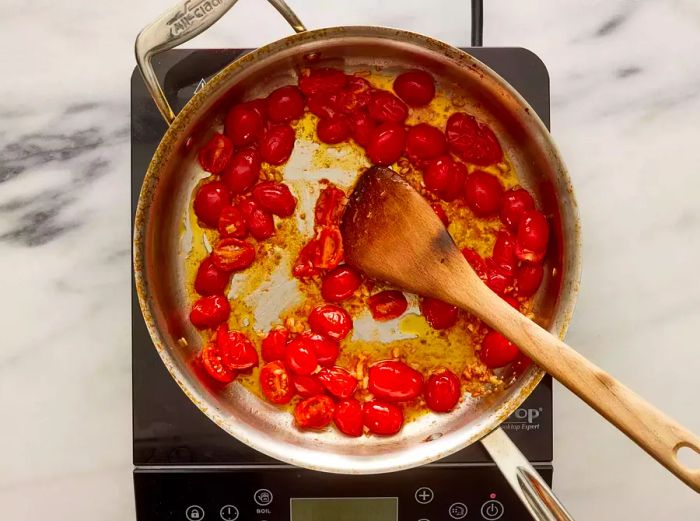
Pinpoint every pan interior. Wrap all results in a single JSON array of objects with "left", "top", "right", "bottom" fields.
[{"left": 135, "top": 27, "right": 579, "bottom": 473}]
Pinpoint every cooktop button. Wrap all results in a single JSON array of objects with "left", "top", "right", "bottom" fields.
[
  {"left": 219, "top": 505, "right": 239, "bottom": 521},
  {"left": 448, "top": 502, "right": 468, "bottom": 519},
  {"left": 480, "top": 499, "right": 504, "bottom": 520},
  {"left": 414, "top": 486, "right": 434, "bottom": 504},
  {"left": 254, "top": 489, "right": 273, "bottom": 506},
  {"left": 185, "top": 505, "right": 205, "bottom": 520}
]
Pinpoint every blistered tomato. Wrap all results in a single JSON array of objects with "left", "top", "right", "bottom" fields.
[
  {"left": 225, "top": 102, "right": 265, "bottom": 146},
  {"left": 501, "top": 188, "right": 535, "bottom": 230},
  {"left": 362, "top": 400, "right": 403, "bottom": 435},
  {"left": 420, "top": 297, "right": 458, "bottom": 330},
  {"left": 217, "top": 328, "right": 259, "bottom": 370},
  {"left": 261, "top": 327, "right": 288, "bottom": 362},
  {"left": 480, "top": 330, "right": 520, "bottom": 368},
  {"left": 266, "top": 85, "right": 304, "bottom": 122},
  {"left": 259, "top": 361, "right": 294, "bottom": 404},
  {"left": 315, "top": 185, "right": 346, "bottom": 227},
  {"left": 189, "top": 295, "right": 230, "bottom": 329},
  {"left": 445, "top": 112, "right": 503, "bottom": 165},
  {"left": 293, "top": 374, "right": 325, "bottom": 398},
  {"left": 221, "top": 148, "right": 261, "bottom": 195},
  {"left": 431, "top": 203, "right": 449, "bottom": 226},
  {"left": 423, "top": 156, "right": 467, "bottom": 202},
  {"left": 317, "top": 115, "right": 351, "bottom": 144},
  {"left": 193, "top": 181, "right": 231, "bottom": 228},
  {"left": 217, "top": 205, "right": 248, "bottom": 239},
  {"left": 393, "top": 70, "right": 435, "bottom": 107},
  {"left": 368, "top": 360, "right": 423, "bottom": 402},
  {"left": 514, "top": 210, "right": 549, "bottom": 263},
  {"left": 194, "top": 256, "right": 231, "bottom": 295},
  {"left": 461, "top": 247, "right": 487, "bottom": 280},
  {"left": 259, "top": 124, "right": 295, "bottom": 165},
  {"left": 463, "top": 170, "right": 504, "bottom": 216},
  {"left": 350, "top": 112, "right": 376, "bottom": 147},
  {"left": 198, "top": 132, "right": 233, "bottom": 174},
  {"left": 316, "top": 366, "right": 357, "bottom": 399},
  {"left": 368, "top": 90, "right": 408, "bottom": 123},
  {"left": 516, "top": 263, "right": 544, "bottom": 298},
  {"left": 321, "top": 265, "right": 362, "bottom": 302},
  {"left": 285, "top": 336, "right": 319, "bottom": 375},
  {"left": 425, "top": 369, "right": 461, "bottom": 412},
  {"left": 299, "top": 68, "right": 348, "bottom": 96},
  {"left": 368, "top": 290, "right": 408, "bottom": 321},
  {"left": 239, "top": 199, "right": 275, "bottom": 240},
  {"left": 294, "top": 395, "right": 335, "bottom": 429},
  {"left": 484, "top": 258, "right": 514, "bottom": 296},
  {"left": 309, "top": 304, "right": 353, "bottom": 341},
  {"left": 307, "top": 92, "right": 339, "bottom": 119},
  {"left": 492, "top": 230, "right": 517, "bottom": 275},
  {"left": 366, "top": 122, "right": 406, "bottom": 166},
  {"left": 335, "top": 76, "right": 372, "bottom": 113},
  {"left": 252, "top": 181, "right": 297, "bottom": 217},
  {"left": 333, "top": 398, "right": 363, "bottom": 437},
  {"left": 211, "top": 238, "right": 256, "bottom": 272},
  {"left": 405, "top": 123, "right": 446, "bottom": 161},
  {"left": 294, "top": 331, "right": 339, "bottom": 367}
]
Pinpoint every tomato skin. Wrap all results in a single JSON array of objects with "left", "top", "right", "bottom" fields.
[
  {"left": 212, "top": 237, "right": 256, "bottom": 272},
  {"left": 502, "top": 294, "right": 521, "bottom": 310},
  {"left": 362, "top": 400, "right": 403, "bottom": 435},
  {"left": 259, "top": 124, "right": 295, "bottom": 165},
  {"left": 285, "top": 337, "right": 319, "bottom": 375},
  {"left": 368, "top": 90, "right": 408, "bottom": 123},
  {"left": 350, "top": 112, "right": 376, "bottom": 147},
  {"left": 425, "top": 369, "right": 461, "bottom": 412},
  {"left": 492, "top": 230, "right": 517, "bottom": 275},
  {"left": 315, "top": 185, "right": 346, "bottom": 227},
  {"left": 321, "top": 265, "right": 362, "bottom": 302},
  {"left": 309, "top": 304, "right": 353, "bottom": 341},
  {"left": 463, "top": 170, "right": 504, "bottom": 216},
  {"left": 501, "top": 188, "right": 535, "bottom": 230},
  {"left": 198, "top": 132, "right": 233, "bottom": 174},
  {"left": 293, "top": 238, "right": 322, "bottom": 279},
  {"left": 299, "top": 68, "right": 348, "bottom": 96},
  {"left": 294, "top": 395, "right": 335, "bottom": 429},
  {"left": 446, "top": 112, "right": 503, "bottom": 165},
  {"left": 368, "top": 290, "right": 408, "bottom": 321},
  {"left": 431, "top": 203, "right": 449, "bottom": 226},
  {"left": 484, "top": 258, "right": 514, "bottom": 296},
  {"left": 221, "top": 148, "right": 261, "bottom": 195},
  {"left": 317, "top": 115, "right": 351, "bottom": 144},
  {"left": 480, "top": 330, "right": 520, "bottom": 368},
  {"left": 405, "top": 124, "right": 446, "bottom": 161},
  {"left": 314, "top": 227, "right": 344, "bottom": 270},
  {"left": 336, "top": 76, "right": 372, "bottom": 113},
  {"left": 368, "top": 360, "right": 424, "bottom": 402},
  {"left": 225, "top": 102, "right": 265, "bottom": 146},
  {"left": 420, "top": 297, "right": 458, "bottom": 330},
  {"left": 190, "top": 295, "right": 230, "bottom": 329},
  {"left": 194, "top": 256, "right": 231, "bottom": 296},
  {"left": 293, "top": 374, "right": 325, "bottom": 398},
  {"left": 217, "top": 205, "right": 248, "bottom": 239},
  {"left": 259, "top": 361, "right": 294, "bottom": 404},
  {"left": 333, "top": 398, "right": 363, "bottom": 437},
  {"left": 193, "top": 181, "right": 231, "bottom": 228},
  {"left": 514, "top": 210, "right": 549, "bottom": 263},
  {"left": 423, "top": 156, "right": 467, "bottom": 202},
  {"left": 266, "top": 85, "right": 304, "bottom": 122},
  {"left": 239, "top": 199, "right": 275, "bottom": 240},
  {"left": 461, "top": 247, "right": 487, "bottom": 280},
  {"left": 261, "top": 327, "right": 289, "bottom": 362},
  {"left": 316, "top": 366, "right": 357, "bottom": 399},
  {"left": 366, "top": 122, "right": 407, "bottom": 166},
  {"left": 217, "top": 328, "right": 259, "bottom": 370},
  {"left": 295, "top": 331, "right": 339, "bottom": 367},
  {"left": 515, "top": 263, "right": 544, "bottom": 298},
  {"left": 393, "top": 70, "right": 435, "bottom": 107},
  {"left": 252, "top": 181, "right": 297, "bottom": 217},
  {"left": 201, "top": 342, "right": 237, "bottom": 383},
  {"left": 307, "top": 93, "right": 340, "bottom": 119}
]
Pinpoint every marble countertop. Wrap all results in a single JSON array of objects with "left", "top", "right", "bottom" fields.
[{"left": 2, "top": 0, "right": 699, "bottom": 518}]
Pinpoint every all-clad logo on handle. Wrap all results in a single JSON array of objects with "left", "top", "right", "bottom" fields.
[{"left": 167, "top": 0, "right": 224, "bottom": 37}]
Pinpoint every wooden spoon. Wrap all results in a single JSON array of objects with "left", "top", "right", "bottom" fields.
[{"left": 341, "top": 166, "right": 700, "bottom": 492}]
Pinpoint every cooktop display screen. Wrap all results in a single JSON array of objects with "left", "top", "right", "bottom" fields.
[{"left": 290, "top": 497, "right": 398, "bottom": 520}]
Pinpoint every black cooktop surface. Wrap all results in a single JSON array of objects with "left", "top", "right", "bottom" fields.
[{"left": 131, "top": 47, "right": 553, "bottom": 468}]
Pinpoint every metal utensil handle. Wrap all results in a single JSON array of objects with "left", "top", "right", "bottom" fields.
[
  {"left": 481, "top": 428, "right": 575, "bottom": 521},
  {"left": 135, "top": 0, "right": 306, "bottom": 124}
]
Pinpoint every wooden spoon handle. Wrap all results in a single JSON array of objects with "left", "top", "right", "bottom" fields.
[{"left": 462, "top": 283, "right": 700, "bottom": 493}]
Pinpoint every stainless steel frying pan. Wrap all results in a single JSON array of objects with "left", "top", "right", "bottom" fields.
[{"left": 134, "top": 1, "right": 581, "bottom": 518}]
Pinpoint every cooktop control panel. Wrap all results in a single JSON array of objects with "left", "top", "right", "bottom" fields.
[{"left": 135, "top": 465, "right": 552, "bottom": 520}]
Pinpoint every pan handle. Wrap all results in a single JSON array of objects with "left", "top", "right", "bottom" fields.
[
  {"left": 135, "top": 0, "right": 306, "bottom": 124},
  {"left": 481, "top": 428, "right": 576, "bottom": 521}
]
